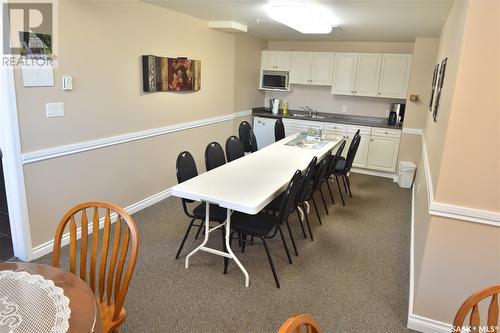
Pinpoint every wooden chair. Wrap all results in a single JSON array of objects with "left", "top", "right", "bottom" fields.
[
  {"left": 277, "top": 314, "right": 322, "bottom": 333},
  {"left": 453, "top": 284, "right": 500, "bottom": 332},
  {"left": 52, "top": 201, "right": 139, "bottom": 333}
]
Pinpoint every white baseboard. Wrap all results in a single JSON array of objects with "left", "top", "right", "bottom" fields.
[
  {"left": 350, "top": 167, "right": 396, "bottom": 180},
  {"left": 408, "top": 314, "right": 453, "bottom": 333},
  {"left": 31, "top": 188, "right": 172, "bottom": 260}
]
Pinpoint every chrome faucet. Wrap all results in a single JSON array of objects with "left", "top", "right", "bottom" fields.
[{"left": 301, "top": 105, "right": 317, "bottom": 117}]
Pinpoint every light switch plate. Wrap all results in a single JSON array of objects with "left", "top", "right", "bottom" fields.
[
  {"left": 62, "top": 76, "right": 73, "bottom": 90},
  {"left": 46, "top": 102, "right": 64, "bottom": 118}
]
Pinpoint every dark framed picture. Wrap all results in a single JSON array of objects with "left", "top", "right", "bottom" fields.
[
  {"left": 429, "top": 64, "right": 439, "bottom": 112},
  {"left": 142, "top": 55, "right": 201, "bottom": 92},
  {"left": 433, "top": 57, "right": 447, "bottom": 122}
]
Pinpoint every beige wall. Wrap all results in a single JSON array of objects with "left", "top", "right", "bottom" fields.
[
  {"left": 234, "top": 34, "right": 266, "bottom": 112},
  {"left": 397, "top": 38, "right": 439, "bottom": 170},
  {"left": 404, "top": 38, "right": 439, "bottom": 130},
  {"left": 422, "top": 0, "right": 469, "bottom": 194},
  {"left": 434, "top": 0, "right": 500, "bottom": 211},
  {"left": 411, "top": 0, "right": 500, "bottom": 326},
  {"left": 13, "top": 1, "right": 265, "bottom": 248}
]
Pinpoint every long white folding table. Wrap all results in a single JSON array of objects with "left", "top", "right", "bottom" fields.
[{"left": 171, "top": 134, "right": 343, "bottom": 287}]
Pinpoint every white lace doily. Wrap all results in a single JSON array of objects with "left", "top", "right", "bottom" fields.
[{"left": 0, "top": 270, "right": 71, "bottom": 333}]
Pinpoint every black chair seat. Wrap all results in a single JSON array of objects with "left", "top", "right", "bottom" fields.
[
  {"left": 334, "top": 160, "right": 346, "bottom": 174},
  {"left": 265, "top": 193, "right": 284, "bottom": 211},
  {"left": 231, "top": 212, "right": 277, "bottom": 236},
  {"left": 193, "top": 203, "right": 227, "bottom": 222}
]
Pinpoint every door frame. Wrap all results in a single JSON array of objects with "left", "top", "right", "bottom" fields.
[{"left": 0, "top": 9, "right": 33, "bottom": 261}]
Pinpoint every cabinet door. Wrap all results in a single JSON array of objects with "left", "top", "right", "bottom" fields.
[
  {"left": 331, "top": 53, "right": 357, "bottom": 95},
  {"left": 261, "top": 51, "right": 275, "bottom": 71},
  {"left": 310, "top": 52, "right": 334, "bottom": 86},
  {"left": 276, "top": 51, "right": 291, "bottom": 71},
  {"left": 377, "top": 54, "right": 412, "bottom": 99},
  {"left": 354, "top": 53, "right": 382, "bottom": 97},
  {"left": 290, "top": 52, "right": 312, "bottom": 84},
  {"left": 261, "top": 51, "right": 291, "bottom": 71},
  {"left": 366, "top": 136, "right": 400, "bottom": 172},
  {"left": 351, "top": 135, "right": 370, "bottom": 168},
  {"left": 283, "top": 119, "right": 324, "bottom": 137}
]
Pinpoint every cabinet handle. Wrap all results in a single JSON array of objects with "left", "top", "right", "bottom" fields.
[
  {"left": 370, "top": 139, "right": 374, "bottom": 141},
  {"left": 378, "top": 92, "right": 381, "bottom": 95},
  {"left": 385, "top": 131, "right": 388, "bottom": 134},
  {"left": 354, "top": 91, "right": 357, "bottom": 93}
]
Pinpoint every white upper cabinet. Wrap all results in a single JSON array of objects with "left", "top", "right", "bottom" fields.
[
  {"left": 290, "top": 52, "right": 334, "bottom": 86},
  {"left": 290, "top": 52, "right": 312, "bottom": 84},
  {"left": 354, "top": 53, "right": 382, "bottom": 97},
  {"left": 261, "top": 51, "right": 291, "bottom": 71},
  {"left": 331, "top": 53, "right": 358, "bottom": 95},
  {"left": 310, "top": 52, "right": 334, "bottom": 85},
  {"left": 377, "top": 54, "right": 413, "bottom": 99}
]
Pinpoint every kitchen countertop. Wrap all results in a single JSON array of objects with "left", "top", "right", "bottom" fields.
[{"left": 252, "top": 107, "right": 403, "bottom": 130}]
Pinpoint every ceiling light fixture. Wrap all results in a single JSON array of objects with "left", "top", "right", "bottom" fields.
[{"left": 265, "top": 3, "right": 337, "bottom": 34}]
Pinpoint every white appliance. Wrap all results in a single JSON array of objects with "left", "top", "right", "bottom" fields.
[
  {"left": 253, "top": 117, "right": 277, "bottom": 149},
  {"left": 260, "top": 71, "right": 289, "bottom": 91}
]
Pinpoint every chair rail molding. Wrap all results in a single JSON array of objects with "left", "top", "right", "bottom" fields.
[
  {"left": 402, "top": 127, "right": 424, "bottom": 135},
  {"left": 22, "top": 110, "right": 252, "bottom": 164},
  {"left": 421, "top": 136, "right": 500, "bottom": 227}
]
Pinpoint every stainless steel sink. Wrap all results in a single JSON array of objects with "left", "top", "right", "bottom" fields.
[{"left": 292, "top": 113, "right": 325, "bottom": 120}]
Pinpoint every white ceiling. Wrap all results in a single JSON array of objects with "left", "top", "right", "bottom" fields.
[{"left": 144, "top": 0, "right": 453, "bottom": 42}]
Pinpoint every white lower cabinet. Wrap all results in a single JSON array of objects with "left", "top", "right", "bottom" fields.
[
  {"left": 282, "top": 118, "right": 324, "bottom": 137},
  {"left": 366, "top": 129, "right": 401, "bottom": 172},
  {"left": 263, "top": 117, "right": 401, "bottom": 173}
]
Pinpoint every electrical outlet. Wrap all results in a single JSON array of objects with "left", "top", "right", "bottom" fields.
[
  {"left": 385, "top": 110, "right": 389, "bottom": 117},
  {"left": 342, "top": 105, "right": 347, "bottom": 113},
  {"left": 46, "top": 102, "right": 64, "bottom": 118}
]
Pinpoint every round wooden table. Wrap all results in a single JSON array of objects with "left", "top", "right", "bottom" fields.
[{"left": 0, "top": 262, "right": 102, "bottom": 333}]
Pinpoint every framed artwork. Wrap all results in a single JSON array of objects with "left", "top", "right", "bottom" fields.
[
  {"left": 142, "top": 55, "right": 201, "bottom": 92},
  {"left": 433, "top": 57, "right": 447, "bottom": 122},
  {"left": 428, "top": 64, "right": 439, "bottom": 112}
]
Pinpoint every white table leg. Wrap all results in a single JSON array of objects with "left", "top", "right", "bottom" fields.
[
  {"left": 185, "top": 202, "right": 211, "bottom": 269},
  {"left": 184, "top": 204, "right": 250, "bottom": 287},
  {"left": 224, "top": 209, "right": 249, "bottom": 287}
]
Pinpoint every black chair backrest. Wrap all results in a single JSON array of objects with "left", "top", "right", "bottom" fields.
[
  {"left": 238, "top": 121, "right": 252, "bottom": 153},
  {"left": 344, "top": 136, "right": 361, "bottom": 173},
  {"left": 312, "top": 151, "right": 332, "bottom": 191},
  {"left": 346, "top": 129, "right": 360, "bottom": 156},
  {"left": 274, "top": 118, "right": 285, "bottom": 142},
  {"left": 205, "top": 142, "right": 226, "bottom": 171},
  {"left": 277, "top": 170, "right": 302, "bottom": 225},
  {"left": 328, "top": 140, "right": 347, "bottom": 175},
  {"left": 225, "top": 136, "right": 245, "bottom": 162},
  {"left": 176, "top": 151, "right": 198, "bottom": 208},
  {"left": 249, "top": 130, "right": 258, "bottom": 152},
  {"left": 297, "top": 157, "right": 318, "bottom": 204}
]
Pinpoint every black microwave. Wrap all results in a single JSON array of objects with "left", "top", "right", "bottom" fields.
[{"left": 261, "top": 71, "right": 289, "bottom": 90}]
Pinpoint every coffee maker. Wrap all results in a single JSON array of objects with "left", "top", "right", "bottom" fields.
[{"left": 388, "top": 103, "right": 405, "bottom": 125}]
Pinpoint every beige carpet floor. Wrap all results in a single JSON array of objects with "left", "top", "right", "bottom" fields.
[{"left": 36, "top": 173, "right": 415, "bottom": 332}]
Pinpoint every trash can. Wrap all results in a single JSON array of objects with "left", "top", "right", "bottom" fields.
[{"left": 398, "top": 161, "right": 416, "bottom": 188}]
